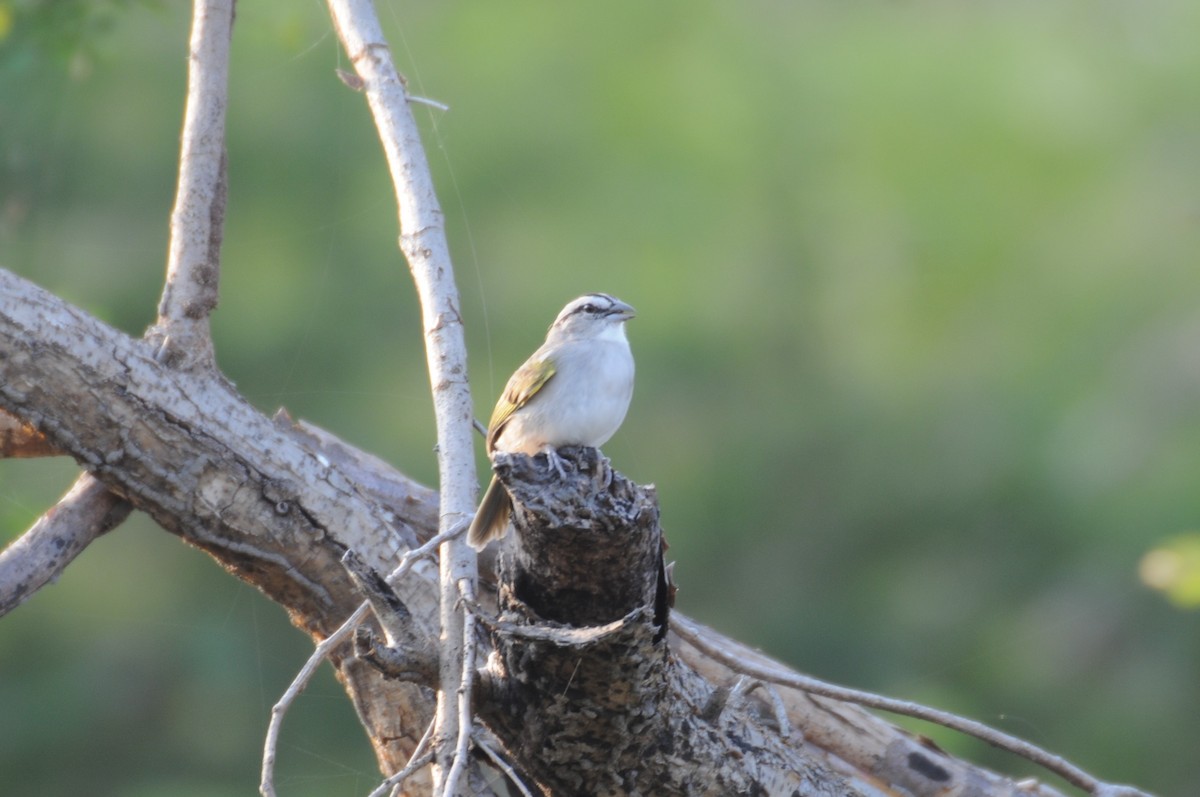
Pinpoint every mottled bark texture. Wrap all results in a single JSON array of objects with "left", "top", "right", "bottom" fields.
[{"left": 477, "top": 448, "right": 855, "bottom": 797}]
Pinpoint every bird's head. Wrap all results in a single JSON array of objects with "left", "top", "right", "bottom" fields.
[{"left": 547, "top": 293, "right": 636, "bottom": 342}]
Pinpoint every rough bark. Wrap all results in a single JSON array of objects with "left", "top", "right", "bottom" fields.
[
  {"left": 0, "top": 268, "right": 438, "bottom": 781},
  {"left": 477, "top": 448, "right": 854, "bottom": 796}
]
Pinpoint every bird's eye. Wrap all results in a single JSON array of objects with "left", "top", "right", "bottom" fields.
[{"left": 582, "top": 304, "right": 598, "bottom": 314}]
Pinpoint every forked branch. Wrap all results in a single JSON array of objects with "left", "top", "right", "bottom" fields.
[{"left": 0, "top": 0, "right": 235, "bottom": 617}]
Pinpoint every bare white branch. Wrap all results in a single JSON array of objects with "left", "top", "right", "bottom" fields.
[
  {"left": 441, "top": 577, "right": 479, "bottom": 797},
  {"left": 324, "top": 2, "right": 479, "bottom": 793}
]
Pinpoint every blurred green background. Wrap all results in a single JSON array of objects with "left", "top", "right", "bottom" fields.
[{"left": 3, "top": 1, "right": 1200, "bottom": 795}]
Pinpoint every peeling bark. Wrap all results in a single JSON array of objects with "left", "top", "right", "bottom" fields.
[{"left": 0, "top": 409, "right": 61, "bottom": 458}]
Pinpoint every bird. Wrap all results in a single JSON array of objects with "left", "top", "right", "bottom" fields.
[{"left": 466, "top": 293, "right": 636, "bottom": 550}]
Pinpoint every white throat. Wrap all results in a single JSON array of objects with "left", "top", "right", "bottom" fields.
[{"left": 595, "top": 322, "right": 629, "bottom": 345}]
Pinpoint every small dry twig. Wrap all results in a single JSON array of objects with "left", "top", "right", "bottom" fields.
[
  {"left": 441, "top": 578, "right": 480, "bottom": 796},
  {"left": 259, "top": 519, "right": 463, "bottom": 796}
]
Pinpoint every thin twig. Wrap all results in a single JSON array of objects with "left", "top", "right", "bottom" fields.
[
  {"left": 260, "top": 600, "right": 369, "bottom": 797},
  {"left": 259, "top": 522, "right": 460, "bottom": 797},
  {"left": 402, "top": 517, "right": 470, "bottom": 565},
  {"left": 324, "top": 2, "right": 479, "bottom": 793},
  {"left": 409, "top": 94, "right": 450, "bottom": 112},
  {"left": 441, "top": 578, "right": 479, "bottom": 796},
  {"left": 762, "top": 682, "right": 793, "bottom": 740},
  {"left": 671, "top": 615, "right": 1150, "bottom": 797}
]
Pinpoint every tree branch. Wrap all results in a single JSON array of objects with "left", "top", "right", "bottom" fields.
[
  {"left": 152, "top": 0, "right": 233, "bottom": 369},
  {"left": 343, "top": 548, "right": 438, "bottom": 682},
  {"left": 0, "top": 267, "right": 439, "bottom": 782},
  {"left": 671, "top": 615, "right": 1150, "bottom": 797},
  {"left": 0, "top": 0, "right": 237, "bottom": 621},
  {"left": 324, "top": 2, "right": 478, "bottom": 793},
  {"left": 0, "top": 473, "right": 131, "bottom": 617},
  {"left": 0, "top": 268, "right": 1155, "bottom": 795}
]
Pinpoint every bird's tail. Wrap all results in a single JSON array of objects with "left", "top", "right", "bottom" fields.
[{"left": 467, "top": 475, "right": 511, "bottom": 550}]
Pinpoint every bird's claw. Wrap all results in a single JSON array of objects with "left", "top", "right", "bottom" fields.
[{"left": 545, "top": 447, "right": 570, "bottom": 479}]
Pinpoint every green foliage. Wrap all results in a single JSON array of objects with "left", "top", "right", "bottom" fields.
[
  {"left": 3, "top": 1, "right": 1200, "bottom": 795},
  {"left": 1142, "top": 533, "right": 1200, "bottom": 608},
  {"left": 0, "top": 0, "right": 157, "bottom": 77}
]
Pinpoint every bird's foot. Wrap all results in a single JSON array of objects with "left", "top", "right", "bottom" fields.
[{"left": 543, "top": 447, "right": 570, "bottom": 479}]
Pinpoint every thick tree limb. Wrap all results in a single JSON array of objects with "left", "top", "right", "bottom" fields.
[
  {"left": 0, "top": 268, "right": 438, "bottom": 785},
  {"left": 325, "top": 2, "right": 479, "bottom": 794}
]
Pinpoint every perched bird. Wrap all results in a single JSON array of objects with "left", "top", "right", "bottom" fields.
[{"left": 466, "top": 293, "right": 636, "bottom": 550}]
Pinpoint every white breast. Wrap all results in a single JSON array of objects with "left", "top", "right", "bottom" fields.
[{"left": 494, "top": 330, "right": 634, "bottom": 455}]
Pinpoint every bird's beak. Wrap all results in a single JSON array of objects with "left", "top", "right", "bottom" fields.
[{"left": 611, "top": 300, "right": 636, "bottom": 321}]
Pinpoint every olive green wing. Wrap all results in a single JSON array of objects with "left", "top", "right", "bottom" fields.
[{"left": 486, "top": 356, "right": 556, "bottom": 452}]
